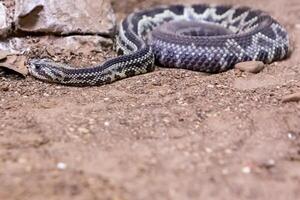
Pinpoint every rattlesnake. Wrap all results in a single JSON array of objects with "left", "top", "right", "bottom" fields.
[{"left": 27, "top": 4, "right": 290, "bottom": 86}]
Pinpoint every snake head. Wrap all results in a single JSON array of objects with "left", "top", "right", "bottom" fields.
[{"left": 27, "top": 59, "right": 65, "bottom": 83}]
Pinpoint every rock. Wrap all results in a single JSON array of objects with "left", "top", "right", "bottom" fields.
[
  {"left": 56, "top": 162, "right": 67, "bottom": 170},
  {"left": 0, "top": 50, "right": 10, "bottom": 60},
  {"left": 235, "top": 61, "right": 265, "bottom": 73},
  {"left": 0, "top": 38, "right": 24, "bottom": 53},
  {"left": 0, "top": 2, "right": 7, "bottom": 29},
  {"left": 0, "top": 55, "right": 28, "bottom": 76},
  {"left": 241, "top": 166, "right": 251, "bottom": 174},
  {"left": 282, "top": 92, "right": 300, "bottom": 103},
  {"left": 0, "top": 2, "right": 10, "bottom": 38},
  {"left": 14, "top": 0, "right": 116, "bottom": 35}
]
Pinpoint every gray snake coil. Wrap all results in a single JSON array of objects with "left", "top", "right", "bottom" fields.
[{"left": 27, "top": 4, "right": 290, "bottom": 86}]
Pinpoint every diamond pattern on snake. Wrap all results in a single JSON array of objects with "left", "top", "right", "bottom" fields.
[{"left": 27, "top": 4, "right": 290, "bottom": 86}]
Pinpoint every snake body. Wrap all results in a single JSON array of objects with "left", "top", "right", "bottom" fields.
[{"left": 27, "top": 4, "right": 290, "bottom": 86}]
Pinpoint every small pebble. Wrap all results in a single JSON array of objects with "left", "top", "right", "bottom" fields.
[
  {"left": 225, "top": 149, "right": 232, "bottom": 154},
  {"left": 46, "top": 47, "right": 56, "bottom": 57},
  {"left": 288, "top": 132, "right": 297, "bottom": 140},
  {"left": 260, "top": 159, "right": 276, "bottom": 169},
  {"left": 57, "top": 162, "right": 67, "bottom": 170},
  {"left": 104, "top": 121, "right": 110, "bottom": 126},
  {"left": 242, "top": 166, "right": 251, "bottom": 174},
  {"left": 267, "top": 159, "right": 275, "bottom": 167},
  {"left": 282, "top": 92, "right": 300, "bottom": 103},
  {"left": 205, "top": 147, "right": 213, "bottom": 153},
  {"left": 1, "top": 84, "right": 9, "bottom": 91},
  {"left": 235, "top": 61, "right": 265, "bottom": 73},
  {"left": 222, "top": 168, "right": 229, "bottom": 175},
  {"left": 78, "top": 127, "right": 90, "bottom": 134}
]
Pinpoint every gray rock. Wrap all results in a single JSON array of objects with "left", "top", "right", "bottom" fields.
[
  {"left": 14, "top": 0, "right": 116, "bottom": 35},
  {"left": 0, "top": 38, "right": 23, "bottom": 54},
  {"left": 0, "top": 3, "right": 7, "bottom": 29},
  {"left": 0, "top": 2, "right": 9, "bottom": 38}
]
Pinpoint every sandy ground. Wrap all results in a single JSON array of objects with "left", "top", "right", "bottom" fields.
[{"left": 1, "top": 0, "right": 300, "bottom": 199}]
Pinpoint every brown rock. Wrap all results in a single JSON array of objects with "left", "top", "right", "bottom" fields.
[
  {"left": 0, "top": 55, "right": 28, "bottom": 76},
  {"left": 14, "top": 0, "right": 116, "bottom": 35},
  {"left": 282, "top": 92, "right": 300, "bottom": 103},
  {"left": 0, "top": 50, "right": 9, "bottom": 60},
  {"left": 235, "top": 61, "right": 265, "bottom": 73}
]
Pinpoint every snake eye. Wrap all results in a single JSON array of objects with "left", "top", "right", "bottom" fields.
[
  {"left": 35, "top": 64, "right": 41, "bottom": 70},
  {"left": 28, "top": 59, "right": 42, "bottom": 71}
]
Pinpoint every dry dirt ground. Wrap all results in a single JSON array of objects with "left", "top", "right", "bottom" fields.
[{"left": 1, "top": 0, "right": 300, "bottom": 199}]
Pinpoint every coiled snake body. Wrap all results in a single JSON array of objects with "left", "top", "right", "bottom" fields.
[{"left": 28, "top": 4, "right": 290, "bottom": 86}]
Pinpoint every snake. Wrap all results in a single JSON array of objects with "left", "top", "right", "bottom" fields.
[{"left": 27, "top": 4, "right": 290, "bottom": 86}]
